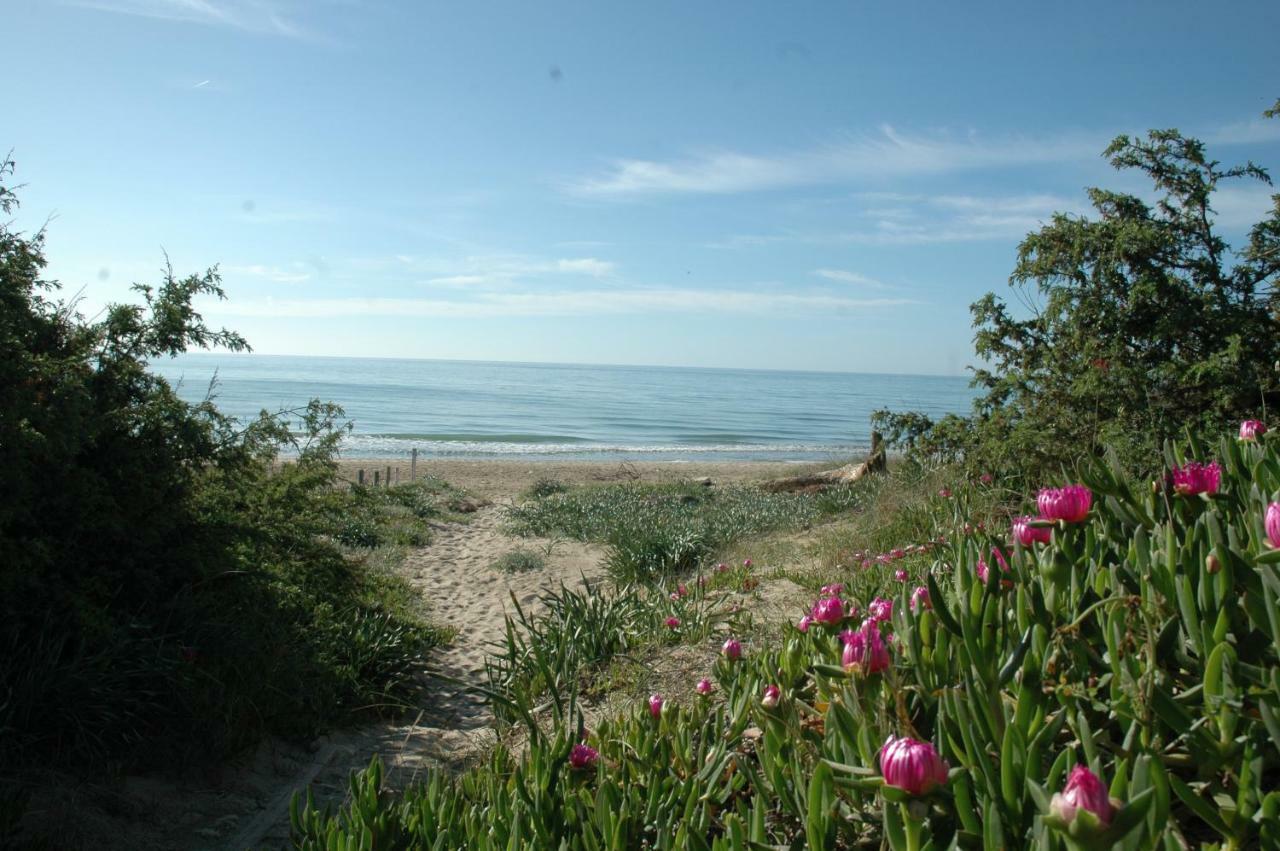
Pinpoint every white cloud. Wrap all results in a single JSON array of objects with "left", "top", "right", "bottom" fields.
[
  {"left": 813, "top": 269, "right": 890, "bottom": 289},
  {"left": 425, "top": 274, "right": 491, "bottom": 287},
  {"left": 225, "top": 263, "right": 311, "bottom": 283},
  {"left": 568, "top": 126, "right": 1100, "bottom": 198},
  {"left": 203, "top": 288, "right": 919, "bottom": 319},
  {"left": 66, "top": 0, "right": 321, "bottom": 40},
  {"left": 556, "top": 257, "right": 615, "bottom": 276}
]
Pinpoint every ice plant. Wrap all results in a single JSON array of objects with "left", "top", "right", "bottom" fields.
[
  {"left": 760, "top": 684, "right": 780, "bottom": 709},
  {"left": 894, "top": 568, "right": 908, "bottom": 582},
  {"left": 1170, "top": 461, "right": 1221, "bottom": 496},
  {"left": 820, "top": 582, "right": 844, "bottom": 596},
  {"left": 796, "top": 614, "right": 813, "bottom": 632},
  {"left": 910, "top": 586, "right": 930, "bottom": 612},
  {"left": 664, "top": 616, "right": 680, "bottom": 629},
  {"left": 721, "top": 637, "right": 743, "bottom": 661},
  {"left": 1267, "top": 502, "right": 1280, "bottom": 548},
  {"left": 938, "top": 486, "right": 952, "bottom": 498},
  {"left": 879, "top": 735, "right": 949, "bottom": 796},
  {"left": 695, "top": 677, "right": 713, "bottom": 696},
  {"left": 841, "top": 621, "right": 891, "bottom": 675},
  {"left": 1240, "top": 419, "right": 1267, "bottom": 441},
  {"left": 1049, "top": 765, "right": 1115, "bottom": 827},
  {"left": 1012, "top": 515, "right": 1053, "bottom": 546},
  {"left": 868, "top": 596, "right": 893, "bottom": 622},
  {"left": 742, "top": 558, "right": 752, "bottom": 568},
  {"left": 569, "top": 743, "right": 599, "bottom": 770},
  {"left": 1038, "top": 484, "right": 1093, "bottom": 523},
  {"left": 979, "top": 472, "right": 993, "bottom": 484},
  {"left": 647, "top": 694, "right": 663, "bottom": 718},
  {"left": 810, "top": 595, "right": 846, "bottom": 626}
]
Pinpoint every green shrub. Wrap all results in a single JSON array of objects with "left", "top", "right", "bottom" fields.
[
  {"left": 0, "top": 161, "right": 445, "bottom": 783},
  {"left": 525, "top": 476, "right": 570, "bottom": 499}
]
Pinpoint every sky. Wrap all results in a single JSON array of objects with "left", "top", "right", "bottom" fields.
[{"left": 6, "top": 0, "right": 1279, "bottom": 375}]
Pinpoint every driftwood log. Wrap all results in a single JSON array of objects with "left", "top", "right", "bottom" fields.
[{"left": 763, "top": 431, "right": 888, "bottom": 493}]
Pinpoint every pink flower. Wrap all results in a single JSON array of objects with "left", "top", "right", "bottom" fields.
[
  {"left": 976, "top": 548, "right": 1014, "bottom": 588},
  {"left": 1012, "top": 515, "right": 1053, "bottom": 546},
  {"left": 890, "top": 548, "right": 906, "bottom": 560},
  {"left": 1038, "top": 485, "right": 1093, "bottom": 523},
  {"left": 715, "top": 562, "right": 729, "bottom": 573},
  {"left": 796, "top": 614, "right": 814, "bottom": 632},
  {"left": 894, "top": 568, "right": 908, "bottom": 582},
  {"left": 761, "top": 684, "right": 780, "bottom": 709},
  {"left": 721, "top": 638, "right": 743, "bottom": 661},
  {"left": 910, "top": 586, "right": 931, "bottom": 612},
  {"left": 1240, "top": 420, "right": 1267, "bottom": 441},
  {"left": 648, "top": 694, "right": 664, "bottom": 718},
  {"left": 1170, "top": 461, "right": 1221, "bottom": 496},
  {"left": 841, "top": 621, "right": 891, "bottom": 675},
  {"left": 695, "top": 677, "right": 713, "bottom": 696},
  {"left": 820, "top": 583, "right": 844, "bottom": 597},
  {"left": 1266, "top": 502, "right": 1280, "bottom": 549},
  {"left": 1049, "top": 765, "right": 1115, "bottom": 826},
  {"left": 938, "top": 487, "right": 952, "bottom": 498},
  {"left": 742, "top": 558, "right": 753, "bottom": 569},
  {"left": 868, "top": 597, "right": 893, "bottom": 622},
  {"left": 979, "top": 473, "right": 994, "bottom": 484},
  {"left": 569, "top": 743, "right": 599, "bottom": 770},
  {"left": 879, "top": 736, "right": 949, "bottom": 796},
  {"left": 810, "top": 596, "right": 846, "bottom": 626},
  {"left": 664, "top": 616, "right": 680, "bottom": 629},
  {"left": 860, "top": 558, "right": 872, "bottom": 570}
]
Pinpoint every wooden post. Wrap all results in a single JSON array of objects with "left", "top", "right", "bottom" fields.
[
  {"left": 411, "top": 448, "right": 418, "bottom": 481},
  {"left": 358, "top": 469, "right": 364, "bottom": 486},
  {"left": 395, "top": 467, "right": 400, "bottom": 484},
  {"left": 385, "top": 465, "right": 391, "bottom": 488},
  {"left": 374, "top": 470, "right": 380, "bottom": 487}
]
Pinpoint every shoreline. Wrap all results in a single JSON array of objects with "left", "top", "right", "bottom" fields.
[{"left": 325, "top": 458, "right": 822, "bottom": 501}]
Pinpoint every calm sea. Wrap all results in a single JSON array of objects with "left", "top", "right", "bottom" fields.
[{"left": 152, "top": 354, "right": 976, "bottom": 462}]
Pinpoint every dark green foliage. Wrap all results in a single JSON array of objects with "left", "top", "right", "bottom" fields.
[
  {"left": 876, "top": 116, "right": 1280, "bottom": 479},
  {"left": 0, "top": 160, "right": 443, "bottom": 778}
]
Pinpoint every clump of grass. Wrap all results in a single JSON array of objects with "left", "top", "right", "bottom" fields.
[
  {"left": 524, "top": 476, "right": 569, "bottom": 499},
  {"left": 505, "top": 481, "right": 828, "bottom": 583},
  {"left": 492, "top": 548, "right": 547, "bottom": 573}
]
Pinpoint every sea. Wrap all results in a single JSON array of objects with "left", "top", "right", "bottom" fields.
[{"left": 152, "top": 354, "right": 976, "bottom": 463}]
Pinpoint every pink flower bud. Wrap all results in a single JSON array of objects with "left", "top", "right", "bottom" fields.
[
  {"left": 879, "top": 735, "right": 949, "bottom": 796},
  {"left": 648, "top": 693, "right": 664, "bottom": 718},
  {"left": 1049, "top": 765, "right": 1114, "bottom": 826},
  {"left": 868, "top": 597, "right": 893, "bottom": 622},
  {"left": 721, "top": 638, "right": 743, "bottom": 661},
  {"left": 1240, "top": 419, "right": 1267, "bottom": 441},
  {"left": 820, "top": 583, "right": 844, "bottom": 597},
  {"left": 1267, "top": 502, "right": 1280, "bottom": 549},
  {"left": 1037, "top": 485, "right": 1092, "bottom": 523},
  {"left": 810, "top": 595, "right": 846, "bottom": 625},
  {"left": 841, "top": 621, "right": 891, "bottom": 675},
  {"left": 1170, "top": 461, "right": 1221, "bottom": 496},
  {"left": 910, "top": 586, "right": 930, "bottom": 612},
  {"left": 894, "top": 568, "right": 908, "bottom": 582},
  {"left": 742, "top": 558, "right": 753, "bottom": 569},
  {"left": 664, "top": 616, "right": 680, "bottom": 629},
  {"left": 569, "top": 743, "right": 599, "bottom": 770},
  {"left": 1012, "top": 515, "right": 1053, "bottom": 546},
  {"left": 695, "top": 677, "right": 713, "bottom": 696},
  {"left": 796, "top": 615, "right": 813, "bottom": 633},
  {"left": 761, "top": 684, "right": 780, "bottom": 709},
  {"left": 938, "top": 487, "right": 952, "bottom": 498}
]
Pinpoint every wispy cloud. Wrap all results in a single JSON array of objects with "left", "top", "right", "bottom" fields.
[
  {"left": 225, "top": 263, "right": 312, "bottom": 283},
  {"left": 204, "top": 288, "right": 918, "bottom": 319},
  {"left": 714, "top": 192, "right": 1083, "bottom": 247},
  {"left": 67, "top": 0, "right": 322, "bottom": 41},
  {"left": 568, "top": 126, "right": 1099, "bottom": 198},
  {"left": 415, "top": 255, "right": 617, "bottom": 288},
  {"left": 813, "top": 269, "right": 890, "bottom": 289}
]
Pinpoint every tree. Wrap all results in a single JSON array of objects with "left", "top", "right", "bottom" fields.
[{"left": 877, "top": 110, "right": 1280, "bottom": 477}]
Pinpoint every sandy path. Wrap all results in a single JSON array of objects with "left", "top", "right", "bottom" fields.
[{"left": 235, "top": 505, "right": 606, "bottom": 849}]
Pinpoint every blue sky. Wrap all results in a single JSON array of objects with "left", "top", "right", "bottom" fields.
[{"left": 7, "top": 1, "right": 1279, "bottom": 374}]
